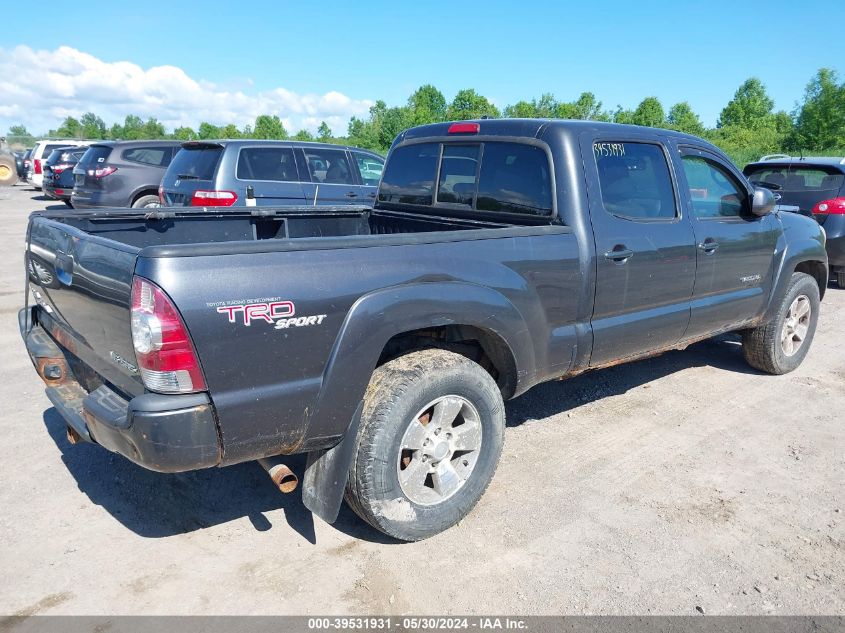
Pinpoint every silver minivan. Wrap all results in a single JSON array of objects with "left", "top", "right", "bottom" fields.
[{"left": 159, "top": 140, "right": 384, "bottom": 207}]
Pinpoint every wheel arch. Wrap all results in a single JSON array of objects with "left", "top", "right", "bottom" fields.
[
  {"left": 130, "top": 187, "right": 160, "bottom": 206},
  {"left": 302, "top": 281, "right": 532, "bottom": 447}
]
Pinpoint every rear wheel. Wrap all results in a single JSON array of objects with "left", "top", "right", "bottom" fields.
[
  {"left": 0, "top": 155, "right": 17, "bottom": 186},
  {"left": 131, "top": 194, "right": 161, "bottom": 209},
  {"left": 742, "top": 272, "right": 820, "bottom": 374},
  {"left": 345, "top": 349, "right": 505, "bottom": 541},
  {"left": 837, "top": 271, "right": 845, "bottom": 289}
]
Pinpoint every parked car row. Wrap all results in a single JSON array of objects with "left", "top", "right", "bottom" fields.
[{"left": 17, "top": 138, "right": 386, "bottom": 209}]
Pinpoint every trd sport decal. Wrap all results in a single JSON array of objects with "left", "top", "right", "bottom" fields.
[{"left": 208, "top": 298, "right": 327, "bottom": 330}]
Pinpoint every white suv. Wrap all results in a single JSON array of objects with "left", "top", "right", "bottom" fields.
[{"left": 29, "top": 140, "right": 91, "bottom": 189}]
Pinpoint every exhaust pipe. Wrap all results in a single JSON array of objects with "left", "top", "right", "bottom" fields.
[{"left": 258, "top": 457, "right": 298, "bottom": 493}]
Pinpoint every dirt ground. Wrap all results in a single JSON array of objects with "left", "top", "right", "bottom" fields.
[{"left": 0, "top": 183, "right": 842, "bottom": 616}]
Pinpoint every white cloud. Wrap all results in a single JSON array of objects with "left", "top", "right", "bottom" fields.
[{"left": 0, "top": 45, "right": 374, "bottom": 136}]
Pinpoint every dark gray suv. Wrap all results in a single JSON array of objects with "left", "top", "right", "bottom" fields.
[
  {"left": 159, "top": 140, "right": 384, "bottom": 207},
  {"left": 71, "top": 140, "right": 182, "bottom": 209}
]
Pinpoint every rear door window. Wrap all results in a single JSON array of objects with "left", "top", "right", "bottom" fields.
[
  {"left": 595, "top": 142, "right": 677, "bottom": 219},
  {"left": 236, "top": 147, "right": 298, "bottom": 181},
  {"left": 121, "top": 147, "right": 173, "bottom": 167},
  {"left": 303, "top": 149, "right": 354, "bottom": 184},
  {"left": 168, "top": 146, "right": 223, "bottom": 180}
]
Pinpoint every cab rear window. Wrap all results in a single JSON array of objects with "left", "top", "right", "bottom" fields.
[{"left": 379, "top": 141, "right": 552, "bottom": 216}]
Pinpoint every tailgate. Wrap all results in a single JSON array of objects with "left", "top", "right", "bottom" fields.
[{"left": 27, "top": 216, "right": 143, "bottom": 396}]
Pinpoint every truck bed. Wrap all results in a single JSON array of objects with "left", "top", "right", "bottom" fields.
[{"left": 38, "top": 205, "right": 518, "bottom": 250}]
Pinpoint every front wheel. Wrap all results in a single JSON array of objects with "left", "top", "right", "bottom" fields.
[
  {"left": 345, "top": 349, "right": 505, "bottom": 541},
  {"left": 742, "top": 272, "right": 820, "bottom": 374}
]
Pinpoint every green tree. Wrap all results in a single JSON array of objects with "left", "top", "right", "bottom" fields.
[
  {"left": 447, "top": 89, "right": 499, "bottom": 121},
  {"left": 80, "top": 112, "right": 106, "bottom": 139},
  {"left": 220, "top": 123, "right": 241, "bottom": 139},
  {"left": 292, "top": 129, "right": 314, "bottom": 141},
  {"left": 317, "top": 121, "right": 332, "bottom": 140},
  {"left": 56, "top": 116, "right": 82, "bottom": 138},
  {"left": 142, "top": 118, "right": 166, "bottom": 139},
  {"left": 172, "top": 126, "right": 196, "bottom": 141},
  {"left": 631, "top": 97, "right": 665, "bottom": 128},
  {"left": 557, "top": 92, "right": 608, "bottom": 120},
  {"left": 793, "top": 68, "right": 845, "bottom": 150},
  {"left": 347, "top": 116, "right": 379, "bottom": 150},
  {"left": 121, "top": 115, "right": 145, "bottom": 140},
  {"left": 667, "top": 102, "right": 705, "bottom": 136},
  {"left": 198, "top": 122, "right": 221, "bottom": 139},
  {"left": 253, "top": 115, "right": 288, "bottom": 139},
  {"left": 503, "top": 100, "right": 540, "bottom": 118},
  {"left": 612, "top": 106, "right": 636, "bottom": 125},
  {"left": 718, "top": 78, "right": 774, "bottom": 129},
  {"left": 408, "top": 84, "right": 447, "bottom": 125},
  {"left": 8, "top": 124, "right": 29, "bottom": 137},
  {"left": 108, "top": 122, "right": 124, "bottom": 140}
]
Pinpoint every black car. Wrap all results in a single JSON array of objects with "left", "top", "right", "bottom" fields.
[
  {"left": 43, "top": 148, "right": 86, "bottom": 206},
  {"left": 744, "top": 156, "right": 845, "bottom": 287},
  {"left": 15, "top": 150, "right": 29, "bottom": 179},
  {"left": 71, "top": 140, "right": 182, "bottom": 209}
]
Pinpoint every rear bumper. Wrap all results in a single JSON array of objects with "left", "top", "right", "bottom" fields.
[
  {"left": 20, "top": 308, "right": 222, "bottom": 472},
  {"left": 71, "top": 188, "right": 125, "bottom": 209}
]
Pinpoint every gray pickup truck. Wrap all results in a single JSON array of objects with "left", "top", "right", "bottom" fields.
[{"left": 21, "top": 120, "right": 828, "bottom": 541}]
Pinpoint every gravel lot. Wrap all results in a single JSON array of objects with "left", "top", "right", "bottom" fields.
[{"left": 0, "top": 183, "right": 842, "bottom": 616}]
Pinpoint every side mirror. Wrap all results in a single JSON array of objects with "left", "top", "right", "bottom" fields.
[{"left": 751, "top": 186, "right": 775, "bottom": 217}]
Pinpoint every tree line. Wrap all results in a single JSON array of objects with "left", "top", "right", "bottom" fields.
[{"left": 7, "top": 68, "right": 845, "bottom": 166}]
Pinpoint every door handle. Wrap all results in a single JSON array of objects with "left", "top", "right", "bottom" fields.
[
  {"left": 345, "top": 192, "right": 358, "bottom": 198},
  {"left": 698, "top": 240, "right": 719, "bottom": 253},
  {"left": 604, "top": 247, "right": 634, "bottom": 262}
]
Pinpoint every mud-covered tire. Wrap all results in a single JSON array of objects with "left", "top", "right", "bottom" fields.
[
  {"left": 0, "top": 155, "right": 17, "bottom": 186},
  {"left": 131, "top": 194, "right": 161, "bottom": 209},
  {"left": 742, "top": 272, "right": 820, "bottom": 375},
  {"left": 344, "top": 349, "right": 505, "bottom": 541}
]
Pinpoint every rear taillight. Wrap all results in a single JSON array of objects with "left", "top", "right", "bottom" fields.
[
  {"left": 812, "top": 197, "right": 845, "bottom": 215},
  {"left": 191, "top": 190, "right": 238, "bottom": 207},
  {"left": 130, "top": 277, "right": 206, "bottom": 394},
  {"left": 34, "top": 159, "right": 42, "bottom": 174},
  {"left": 87, "top": 166, "right": 117, "bottom": 178},
  {"left": 52, "top": 163, "right": 72, "bottom": 174},
  {"left": 158, "top": 185, "right": 165, "bottom": 205}
]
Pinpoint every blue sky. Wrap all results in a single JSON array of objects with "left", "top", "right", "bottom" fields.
[{"left": 2, "top": 0, "right": 842, "bottom": 134}]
